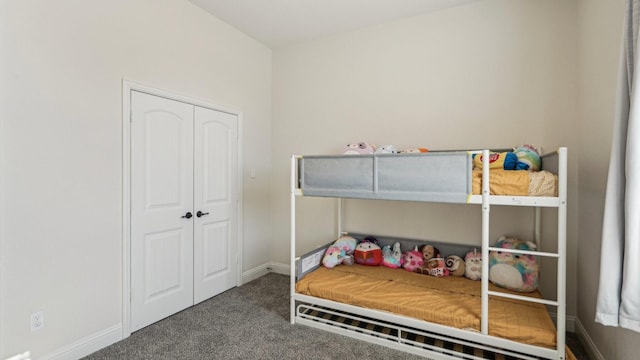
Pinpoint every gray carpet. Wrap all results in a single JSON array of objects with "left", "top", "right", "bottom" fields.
[
  {"left": 84, "top": 273, "right": 589, "bottom": 360},
  {"left": 84, "top": 273, "right": 425, "bottom": 360}
]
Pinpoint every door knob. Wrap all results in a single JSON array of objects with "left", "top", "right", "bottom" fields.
[
  {"left": 196, "top": 211, "right": 210, "bottom": 217},
  {"left": 181, "top": 212, "right": 193, "bottom": 219}
]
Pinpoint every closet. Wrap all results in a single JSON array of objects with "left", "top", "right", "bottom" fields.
[{"left": 129, "top": 91, "right": 238, "bottom": 331}]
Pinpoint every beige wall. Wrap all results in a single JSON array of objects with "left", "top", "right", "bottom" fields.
[
  {"left": 576, "top": 0, "right": 640, "bottom": 359},
  {"left": 273, "top": 0, "right": 579, "bottom": 315},
  {"left": 0, "top": 0, "right": 272, "bottom": 358}
]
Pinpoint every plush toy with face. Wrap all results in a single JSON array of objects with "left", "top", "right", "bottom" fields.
[
  {"left": 381, "top": 242, "right": 403, "bottom": 268},
  {"left": 414, "top": 244, "right": 441, "bottom": 274},
  {"left": 401, "top": 246, "right": 424, "bottom": 272},
  {"left": 374, "top": 145, "right": 397, "bottom": 154},
  {"left": 344, "top": 142, "right": 376, "bottom": 154},
  {"left": 513, "top": 144, "right": 541, "bottom": 171},
  {"left": 465, "top": 249, "right": 482, "bottom": 280},
  {"left": 421, "top": 245, "right": 440, "bottom": 262},
  {"left": 426, "top": 258, "right": 449, "bottom": 277},
  {"left": 489, "top": 236, "right": 539, "bottom": 292},
  {"left": 321, "top": 235, "right": 358, "bottom": 269},
  {"left": 354, "top": 239, "right": 382, "bottom": 266},
  {"left": 445, "top": 255, "right": 466, "bottom": 277},
  {"left": 322, "top": 246, "right": 346, "bottom": 269},
  {"left": 333, "top": 235, "right": 357, "bottom": 255}
]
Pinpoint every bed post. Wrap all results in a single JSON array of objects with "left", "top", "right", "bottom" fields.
[
  {"left": 337, "top": 198, "right": 343, "bottom": 237},
  {"left": 481, "top": 149, "right": 490, "bottom": 335},
  {"left": 557, "top": 147, "right": 568, "bottom": 359},
  {"left": 290, "top": 155, "right": 297, "bottom": 325}
]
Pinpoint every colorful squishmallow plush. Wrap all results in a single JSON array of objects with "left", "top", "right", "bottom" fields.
[
  {"left": 321, "top": 235, "right": 358, "bottom": 269},
  {"left": 344, "top": 142, "right": 376, "bottom": 154},
  {"left": 354, "top": 238, "right": 382, "bottom": 266},
  {"left": 489, "top": 236, "right": 539, "bottom": 292},
  {"left": 426, "top": 258, "right": 449, "bottom": 277},
  {"left": 513, "top": 144, "right": 541, "bottom": 171},
  {"left": 322, "top": 246, "right": 348, "bottom": 269},
  {"left": 401, "top": 246, "right": 424, "bottom": 272},
  {"left": 332, "top": 234, "right": 358, "bottom": 255},
  {"left": 464, "top": 248, "right": 482, "bottom": 280},
  {"left": 381, "top": 242, "right": 403, "bottom": 268},
  {"left": 445, "top": 255, "right": 466, "bottom": 277}
]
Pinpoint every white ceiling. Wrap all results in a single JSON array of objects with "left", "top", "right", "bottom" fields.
[{"left": 188, "top": 0, "right": 479, "bottom": 49}]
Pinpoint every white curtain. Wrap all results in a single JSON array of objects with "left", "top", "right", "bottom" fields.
[{"left": 596, "top": 0, "right": 640, "bottom": 333}]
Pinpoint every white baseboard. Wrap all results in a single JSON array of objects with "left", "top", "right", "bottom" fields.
[
  {"left": 574, "top": 318, "right": 604, "bottom": 360},
  {"left": 242, "top": 262, "right": 290, "bottom": 284},
  {"left": 43, "top": 324, "right": 122, "bottom": 360},
  {"left": 549, "top": 312, "right": 576, "bottom": 333},
  {"left": 266, "top": 262, "right": 290, "bottom": 275}
]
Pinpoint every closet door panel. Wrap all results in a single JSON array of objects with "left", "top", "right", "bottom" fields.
[
  {"left": 130, "top": 91, "right": 195, "bottom": 331},
  {"left": 193, "top": 106, "right": 238, "bottom": 304}
]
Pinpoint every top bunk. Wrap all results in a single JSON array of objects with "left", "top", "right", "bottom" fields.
[{"left": 292, "top": 147, "right": 567, "bottom": 207}]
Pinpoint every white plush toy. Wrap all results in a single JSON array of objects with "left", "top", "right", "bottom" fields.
[
  {"left": 344, "top": 142, "right": 376, "bottom": 154},
  {"left": 375, "top": 145, "right": 397, "bottom": 154}
]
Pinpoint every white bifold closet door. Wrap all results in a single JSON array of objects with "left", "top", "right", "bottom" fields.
[{"left": 130, "top": 91, "right": 238, "bottom": 332}]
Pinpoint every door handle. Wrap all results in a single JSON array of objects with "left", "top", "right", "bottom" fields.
[
  {"left": 196, "top": 211, "right": 209, "bottom": 217},
  {"left": 181, "top": 212, "right": 193, "bottom": 219}
]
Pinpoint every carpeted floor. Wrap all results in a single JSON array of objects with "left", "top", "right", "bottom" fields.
[{"left": 83, "top": 273, "right": 589, "bottom": 360}]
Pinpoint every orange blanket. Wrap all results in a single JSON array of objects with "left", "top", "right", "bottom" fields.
[
  {"left": 296, "top": 264, "right": 557, "bottom": 349},
  {"left": 471, "top": 169, "right": 558, "bottom": 196}
]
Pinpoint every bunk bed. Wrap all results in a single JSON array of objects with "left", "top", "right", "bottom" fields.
[{"left": 290, "top": 148, "right": 569, "bottom": 360}]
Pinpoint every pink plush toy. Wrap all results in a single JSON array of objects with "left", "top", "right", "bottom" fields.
[
  {"left": 344, "top": 142, "right": 376, "bottom": 154},
  {"left": 401, "top": 246, "right": 424, "bottom": 272}
]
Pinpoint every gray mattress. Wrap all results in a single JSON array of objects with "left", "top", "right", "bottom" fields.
[{"left": 298, "top": 151, "right": 473, "bottom": 203}]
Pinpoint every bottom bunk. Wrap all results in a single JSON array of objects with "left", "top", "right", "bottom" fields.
[{"left": 292, "top": 237, "right": 572, "bottom": 360}]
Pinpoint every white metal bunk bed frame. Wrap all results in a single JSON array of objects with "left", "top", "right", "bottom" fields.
[{"left": 290, "top": 148, "right": 568, "bottom": 360}]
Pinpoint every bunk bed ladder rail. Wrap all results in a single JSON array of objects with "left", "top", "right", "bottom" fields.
[{"left": 479, "top": 148, "right": 568, "bottom": 360}]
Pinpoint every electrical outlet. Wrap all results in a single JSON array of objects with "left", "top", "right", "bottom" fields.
[{"left": 30, "top": 311, "right": 44, "bottom": 332}]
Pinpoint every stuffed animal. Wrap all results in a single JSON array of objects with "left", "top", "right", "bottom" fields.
[
  {"left": 513, "top": 144, "right": 541, "bottom": 171},
  {"left": 321, "top": 235, "right": 358, "bottom": 269},
  {"left": 333, "top": 234, "right": 358, "bottom": 254},
  {"left": 344, "top": 142, "right": 376, "bottom": 155},
  {"left": 322, "top": 246, "right": 349, "bottom": 269},
  {"left": 472, "top": 151, "right": 521, "bottom": 170},
  {"left": 399, "top": 147, "right": 428, "bottom": 154},
  {"left": 426, "top": 258, "right": 449, "bottom": 277},
  {"left": 375, "top": 145, "right": 397, "bottom": 154},
  {"left": 464, "top": 248, "right": 482, "bottom": 280},
  {"left": 354, "top": 237, "right": 383, "bottom": 266},
  {"left": 445, "top": 255, "right": 466, "bottom": 277},
  {"left": 421, "top": 244, "right": 440, "bottom": 262},
  {"left": 416, "top": 244, "right": 441, "bottom": 274},
  {"left": 489, "top": 236, "right": 539, "bottom": 292},
  {"left": 381, "top": 242, "right": 403, "bottom": 268},
  {"left": 401, "top": 246, "right": 424, "bottom": 272}
]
